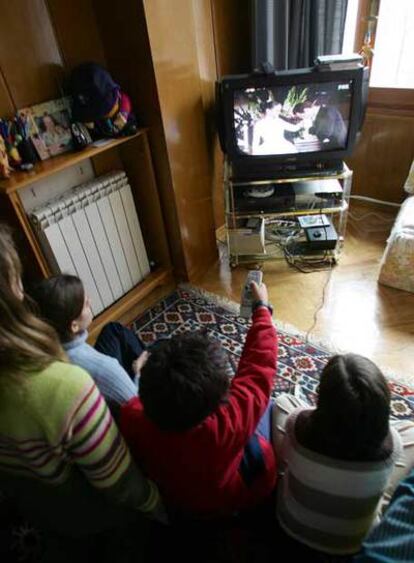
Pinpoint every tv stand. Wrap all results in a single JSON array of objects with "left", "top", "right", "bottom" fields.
[{"left": 223, "top": 158, "right": 352, "bottom": 268}]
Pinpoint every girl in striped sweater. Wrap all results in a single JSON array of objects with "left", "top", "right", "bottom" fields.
[
  {"left": 272, "top": 354, "right": 414, "bottom": 556},
  {"left": 0, "top": 224, "right": 163, "bottom": 543}
]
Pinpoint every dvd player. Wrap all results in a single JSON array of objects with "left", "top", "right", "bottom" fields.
[
  {"left": 233, "top": 180, "right": 343, "bottom": 213},
  {"left": 235, "top": 184, "right": 295, "bottom": 213},
  {"left": 293, "top": 180, "right": 343, "bottom": 209},
  {"left": 231, "top": 160, "right": 344, "bottom": 181}
]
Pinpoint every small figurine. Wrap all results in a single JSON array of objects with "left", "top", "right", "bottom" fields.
[
  {"left": 0, "top": 118, "right": 22, "bottom": 169},
  {"left": 0, "top": 134, "right": 11, "bottom": 178}
]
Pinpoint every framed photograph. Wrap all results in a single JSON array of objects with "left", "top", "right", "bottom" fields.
[{"left": 19, "top": 97, "right": 74, "bottom": 160}]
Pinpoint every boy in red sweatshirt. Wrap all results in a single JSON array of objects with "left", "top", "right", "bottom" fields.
[{"left": 120, "top": 282, "right": 278, "bottom": 518}]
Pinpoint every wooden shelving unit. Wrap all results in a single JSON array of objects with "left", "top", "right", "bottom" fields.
[
  {"left": 0, "top": 132, "right": 144, "bottom": 194},
  {"left": 0, "top": 129, "right": 173, "bottom": 335}
]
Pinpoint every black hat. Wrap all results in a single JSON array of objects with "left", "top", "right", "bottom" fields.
[{"left": 69, "top": 63, "right": 119, "bottom": 122}]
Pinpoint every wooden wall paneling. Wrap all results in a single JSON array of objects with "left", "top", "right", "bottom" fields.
[
  {"left": 211, "top": 0, "right": 251, "bottom": 77},
  {"left": 350, "top": 1, "right": 414, "bottom": 204},
  {"left": 0, "top": 67, "right": 15, "bottom": 117},
  {"left": 353, "top": 0, "right": 375, "bottom": 52},
  {"left": 91, "top": 148, "right": 124, "bottom": 177},
  {"left": 368, "top": 88, "right": 414, "bottom": 113},
  {"left": 7, "top": 192, "right": 51, "bottom": 277},
  {"left": 209, "top": 0, "right": 252, "bottom": 226},
  {"left": 141, "top": 0, "right": 218, "bottom": 281},
  {"left": 0, "top": 0, "right": 64, "bottom": 108},
  {"left": 211, "top": 140, "right": 225, "bottom": 229},
  {"left": 46, "top": 0, "right": 107, "bottom": 71},
  {"left": 193, "top": 0, "right": 217, "bottom": 110},
  {"left": 0, "top": 194, "right": 44, "bottom": 281},
  {"left": 347, "top": 110, "right": 414, "bottom": 203},
  {"left": 93, "top": 0, "right": 187, "bottom": 280},
  {"left": 192, "top": 0, "right": 224, "bottom": 230}
]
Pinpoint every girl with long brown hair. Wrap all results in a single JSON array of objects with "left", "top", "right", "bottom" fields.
[{"left": 0, "top": 224, "right": 162, "bottom": 549}]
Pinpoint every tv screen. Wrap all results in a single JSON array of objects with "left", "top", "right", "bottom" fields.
[
  {"left": 216, "top": 67, "right": 367, "bottom": 178},
  {"left": 234, "top": 80, "right": 353, "bottom": 156}
]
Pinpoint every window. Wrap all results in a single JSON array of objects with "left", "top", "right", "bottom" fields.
[
  {"left": 342, "top": 0, "right": 360, "bottom": 55},
  {"left": 369, "top": 0, "right": 414, "bottom": 88}
]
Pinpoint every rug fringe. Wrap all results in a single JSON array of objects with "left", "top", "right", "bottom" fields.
[{"left": 178, "top": 283, "right": 413, "bottom": 389}]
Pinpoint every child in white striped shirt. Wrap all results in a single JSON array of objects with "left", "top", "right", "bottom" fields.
[{"left": 272, "top": 354, "right": 414, "bottom": 555}]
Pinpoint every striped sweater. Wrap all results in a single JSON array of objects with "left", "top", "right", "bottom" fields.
[
  {"left": 277, "top": 408, "right": 403, "bottom": 555},
  {"left": 0, "top": 361, "right": 159, "bottom": 534}
]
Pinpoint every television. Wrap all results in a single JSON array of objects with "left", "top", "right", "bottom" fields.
[{"left": 216, "top": 66, "right": 368, "bottom": 179}]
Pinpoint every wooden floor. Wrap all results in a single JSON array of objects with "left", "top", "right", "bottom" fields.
[{"left": 197, "top": 202, "right": 414, "bottom": 380}]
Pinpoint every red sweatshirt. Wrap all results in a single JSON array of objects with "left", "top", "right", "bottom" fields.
[{"left": 120, "top": 307, "right": 278, "bottom": 517}]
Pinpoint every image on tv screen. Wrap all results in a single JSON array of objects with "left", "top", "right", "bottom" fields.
[{"left": 233, "top": 81, "right": 353, "bottom": 156}]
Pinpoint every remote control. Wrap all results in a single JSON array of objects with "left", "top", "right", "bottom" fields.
[{"left": 240, "top": 270, "right": 263, "bottom": 319}]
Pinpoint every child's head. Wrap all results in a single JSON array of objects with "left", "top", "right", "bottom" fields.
[
  {"left": 0, "top": 224, "right": 63, "bottom": 377},
  {"left": 139, "top": 333, "right": 230, "bottom": 432},
  {"left": 314, "top": 353, "right": 390, "bottom": 457},
  {"left": 30, "top": 275, "right": 92, "bottom": 342}
]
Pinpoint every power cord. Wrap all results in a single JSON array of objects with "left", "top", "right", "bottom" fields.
[
  {"left": 265, "top": 218, "right": 301, "bottom": 243},
  {"left": 305, "top": 259, "right": 334, "bottom": 342},
  {"left": 283, "top": 246, "right": 333, "bottom": 273}
]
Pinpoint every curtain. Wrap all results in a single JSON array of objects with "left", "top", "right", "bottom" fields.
[{"left": 252, "top": 0, "right": 349, "bottom": 70}]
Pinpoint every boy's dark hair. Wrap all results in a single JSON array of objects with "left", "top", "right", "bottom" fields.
[
  {"left": 140, "top": 333, "right": 230, "bottom": 432},
  {"left": 29, "top": 275, "right": 85, "bottom": 342},
  {"left": 309, "top": 354, "right": 390, "bottom": 460}
]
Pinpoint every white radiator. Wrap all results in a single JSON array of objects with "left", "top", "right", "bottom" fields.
[{"left": 30, "top": 171, "right": 150, "bottom": 316}]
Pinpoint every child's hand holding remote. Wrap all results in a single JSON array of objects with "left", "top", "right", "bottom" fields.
[{"left": 251, "top": 281, "right": 268, "bottom": 304}]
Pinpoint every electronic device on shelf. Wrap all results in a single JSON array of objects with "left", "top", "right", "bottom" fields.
[
  {"left": 233, "top": 179, "right": 342, "bottom": 214},
  {"left": 293, "top": 179, "right": 343, "bottom": 209},
  {"left": 230, "top": 160, "right": 345, "bottom": 181},
  {"left": 228, "top": 218, "right": 265, "bottom": 256},
  {"left": 235, "top": 184, "right": 294, "bottom": 213},
  {"left": 244, "top": 186, "right": 275, "bottom": 198},
  {"left": 304, "top": 223, "right": 338, "bottom": 250},
  {"left": 315, "top": 54, "right": 364, "bottom": 72},
  {"left": 315, "top": 54, "right": 363, "bottom": 65},
  {"left": 216, "top": 65, "right": 368, "bottom": 181},
  {"left": 240, "top": 270, "right": 263, "bottom": 319},
  {"left": 298, "top": 214, "right": 330, "bottom": 228}
]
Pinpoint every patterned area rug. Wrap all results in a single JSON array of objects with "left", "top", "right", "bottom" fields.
[{"left": 133, "top": 285, "right": 414, "bottom": 421}]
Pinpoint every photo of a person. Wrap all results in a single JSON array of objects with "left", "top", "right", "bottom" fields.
[
  {"left": 19, "top": 97, "right": 74, "bottom": 160},
  {"left": 37, "top": 111, "right": 72, "bottom": 155}
]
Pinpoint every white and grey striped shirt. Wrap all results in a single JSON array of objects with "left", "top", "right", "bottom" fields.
[{"left": 276, "top": 409, "right": 403, "bottom": 555}]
